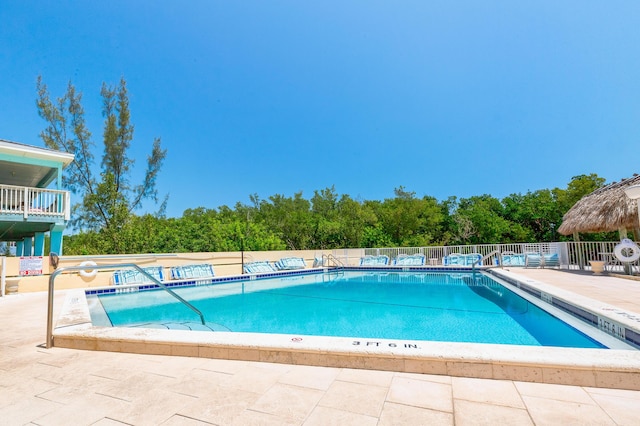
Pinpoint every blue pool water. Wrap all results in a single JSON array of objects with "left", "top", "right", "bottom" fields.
[{"left": 92, "top": 271, "right": 605, "bottom": 348}]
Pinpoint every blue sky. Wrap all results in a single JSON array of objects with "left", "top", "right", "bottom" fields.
[{"left": 2, "top": 1, "right": 639, "bottom": 218}]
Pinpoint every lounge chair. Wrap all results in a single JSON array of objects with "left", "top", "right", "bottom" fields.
[
  {"left": 360, "top": 255, "right": 390, "bottom": 266},
  {"left": 525, "top": 252, "right": 543, "bottom": 268},
  {"left": 443, "top": 253, "right": 482, "bottom": 267},
  {"left": 170, "top": 263, "right": 215, "bottom": 280},
  {"left": 501, "top": 251, "right": 526, "bottom": 267},
  {"left": 463, "top": 253, "right": 482, "bottom": 266},
  {"left": 443, "top": 253, "right": 463, "bottom": 266},
  {"left": 243, "top": 261, "right": 277, "bottom": 274},
  {"left": 542, "top": 253, "right": 560, "bottom": 268},
  {"left": 112, "top": 266, "right": 165, "bottom": 286},
  {"left": 394, "top": 254, "right": 426, "bottom": 266},
  {"left": 275, "top": 257, "right": 307, "bottom": 270}
]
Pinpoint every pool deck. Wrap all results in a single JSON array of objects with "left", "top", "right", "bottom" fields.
[{"left": 2, "top": 268, "right": 640, "bottom": 424}]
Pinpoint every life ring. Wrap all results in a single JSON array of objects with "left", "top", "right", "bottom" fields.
[
  {"left": 79, "top": 260, "right": 98, "bottom": 278},
  {"left": 613, "top": 239, "right": 640, "bottom": 263}
]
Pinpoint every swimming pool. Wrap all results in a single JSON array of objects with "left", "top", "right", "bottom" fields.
[{"left": 89, "top": 270, "right": 608, "bottom": 348}]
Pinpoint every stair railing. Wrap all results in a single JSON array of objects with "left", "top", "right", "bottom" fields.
[{"left": 46, "top": 263, "right": 205, "bottom": 349}]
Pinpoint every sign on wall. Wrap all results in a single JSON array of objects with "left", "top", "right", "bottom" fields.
[{"left": 19, "top": 256, "right": 43, "bottom": 276}]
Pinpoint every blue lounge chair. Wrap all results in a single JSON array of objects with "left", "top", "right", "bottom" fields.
[
  {"left": 112, "top": 266, "right": 165, "bottom": 285},
  {"left": 275, "top": 257, "right": 307, "bottom": 270},
  {"left": 525, "top": 252, "right": 542, "bottom": 268},
  {"left": 170, "top": 263, "right": 215, "bottom": 280},
  {"left": 443, "top": 253, "right": 482, "bottom": 267},
  {"left": 360, "top": 255, "right": 390, "bottom": 266},
  {"left": 542, "top": 253, "right": 560, "bottom": 268},
  {"left": 501, "top": 251, "right": 526, "bottom": 267},
  {"left": 243, "top": 261, "right": 277, "bottom": 274},
  {"left": 463, "top": 253, "right": 482, "bottom": 266},
  {"left": 394, "top": 254, "right": 426, "bottom": 266},
  {"left": 443, "top": 253, "right": 463, "bottom": 266}
]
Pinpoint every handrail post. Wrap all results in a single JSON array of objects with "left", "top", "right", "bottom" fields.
[
  {"left": 46, "top": 263, "right": 205, "bottom": 349},
  {"left": 472, "top": 249, "right": 501, "bottom": 272},
  {"left": 46, "top": 268, "right": 64, "bottom": 348}
]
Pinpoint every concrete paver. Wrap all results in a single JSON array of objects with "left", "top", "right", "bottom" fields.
[
  {"left": 2, "top": 269, "right": 640, "bottom": 424},
  {"left": 387, "top": 375, "right": 453, "bottom": 413},
  {"left": 452, "top": 376, "right": 526, "bottom": 409},
  {"left": 378, "top": 401, "right": 454, "bottom": 425},
  {"left": 454, "top": 399, "right": 534, "bottom": 426},
  {"left": 318, "top": 380, "right": 388, "bottom": 417},
  {"left": 521, "top": 395, "right": 617, "bottom": 426}
]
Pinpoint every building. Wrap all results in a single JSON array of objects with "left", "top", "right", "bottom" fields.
[{"left": 0, "top": 139, "right": 74, "bottom": 256}]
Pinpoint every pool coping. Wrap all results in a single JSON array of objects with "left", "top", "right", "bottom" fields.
[{"left": 52, "top": 267, "right": 640, "bottom": 391}]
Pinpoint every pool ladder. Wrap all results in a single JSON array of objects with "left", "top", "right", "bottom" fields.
[
  {"left": 46, "top": 263, "right": 205, "bottom": 349},
  {"left": 322, "top": 254, "right": 345, "bottom": 267}
]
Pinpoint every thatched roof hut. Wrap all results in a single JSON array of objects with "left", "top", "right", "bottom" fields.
[{"left": 558, "top": 174, "right": 640, "bottom": 236}]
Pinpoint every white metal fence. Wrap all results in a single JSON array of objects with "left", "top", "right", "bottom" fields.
[
  {"left": 355, "top": 241, "right": 640, "bottom": 273},
  {"left": 0, "top": 184, "right": 70, "bottom": 220}
]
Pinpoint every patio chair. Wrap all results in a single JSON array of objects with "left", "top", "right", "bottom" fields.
[
  {"left": 170, "top": 263, "right": 215, "bottom": 280},
  {"left": 394, "top": 254, "right": 426, "bottom": 266},
  {"left": 275, "top": 257, "right": 307, "bottom": 270},
  {"left": 542, "top": 253, "right": 560, "bottom": 268},
  {"left": 359, "top": 255, "right": 390, "bottom": 266},
  {"left": 463, "top": 253, "right": 482, "bottom": 266},
  {"left": 112, "top": 266, "right": 165, "bottom": 285},
  {"left": 443, "top": 253, "right": 463, "bottom": 266},
  {"left": 312, "top": 256, "right": 324, "bottom": 267},
  {"left": 501, "top": 251, "right": 526, "bottom": 267},
  {"left": 525, "top": 252, "right": 543, "bottom": 268},
  {"left": 243, "top": 261, "right": 277, "bottom": 274}
]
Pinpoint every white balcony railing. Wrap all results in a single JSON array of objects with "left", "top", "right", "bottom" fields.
[{"left": 0, "top": 184, "right": 70, "bottom": 221}]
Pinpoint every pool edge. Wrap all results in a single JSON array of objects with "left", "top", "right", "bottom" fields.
[{"left": 54, "top": 287, "right": 640, "bottom": 391}]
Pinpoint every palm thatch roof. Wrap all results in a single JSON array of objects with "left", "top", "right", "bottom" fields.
[{"left": 558, "top": 174, "right": 640, "bottom": 235}]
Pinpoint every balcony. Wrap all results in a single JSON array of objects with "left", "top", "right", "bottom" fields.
[{"left": 0, "top": 184, "right": 70, "bottom": 222}]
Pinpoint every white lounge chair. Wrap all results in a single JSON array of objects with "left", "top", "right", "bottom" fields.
[
  {"left": 170, "top": 264, "right": 215, "bottom": 280},
  {"left": 243, "top": 261, "right": 277, "bottom": 274},
  {"left": 275, "top": 257, "right": 306, "bottom": 270},
  {"left": 394, "top": 254, "right": 426, "bottom": 266},
  {"left": 360, "top": 255, "right": 390, "bottom": 266},
  {"left": 525, "top": 252, "right": 542, "bottom": 268},
  {"left": 112, "top": 266, "right": 165, "bottom": 285},
  {"left": 463, "top": 253, "right": 482, "bottom": 266},
  {"left": 443, "top": 253, "right": 463, "bottom": 266},
  {"left": 501, "top": 251, "right": 526, "bottom": 266}
]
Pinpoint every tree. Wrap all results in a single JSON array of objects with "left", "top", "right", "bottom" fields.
[
  {"left": 454, "top": 195, "right": 515, "bottom": 244},
  {"left": 502, "top": 190, "right": 557, "bottom": 242},
  {"left": 37, "top": 76, "right": 167, "bottom": 253},
  {"left": 555, "top": 174, "right": 605, "bottom": 214},
  {"left": 310, "top": 186, "right": 343, "bottom": 248},
  {"left": 377, "top": 187, "right": 443, "bottom": 246},
  {"left": 259, "top": 192, "right": 313, "bottom": 250}
]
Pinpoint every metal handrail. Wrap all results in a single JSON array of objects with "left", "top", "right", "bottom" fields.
[
  {"left": 46, "top": 263, "right": 205, "bottom": 348},
  {"left": 323, "top": 254, "right": 344, "bottom": 267},
  {"left": 472, "top": 250, "right": 502, "bottom": 272}
]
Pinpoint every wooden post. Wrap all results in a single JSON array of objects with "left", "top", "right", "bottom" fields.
[{"left": 619, "top": 227, "right": 628, "bottom": 239}]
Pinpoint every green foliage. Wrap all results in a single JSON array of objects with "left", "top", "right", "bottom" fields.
[{"left": 62, "top": 173, "right": 617, "bottom": 255}]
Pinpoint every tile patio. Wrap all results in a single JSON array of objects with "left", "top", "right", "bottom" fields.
[{"left": 1, "top": 269, "right": 640, "bottom": 425}]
